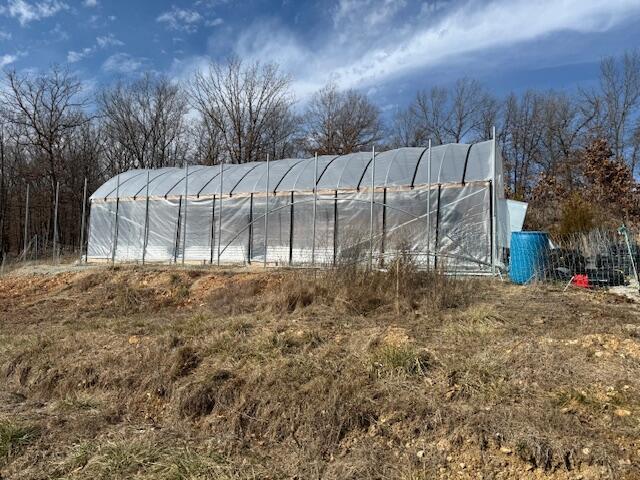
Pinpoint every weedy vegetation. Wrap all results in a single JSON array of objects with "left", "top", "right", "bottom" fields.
[{"left": 0, "top": 259, "right": 638, "bottom": 479}]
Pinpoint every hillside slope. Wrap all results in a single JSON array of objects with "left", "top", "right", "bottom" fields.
[{"left": 0, "top": 266, "right": 639, "bottom": 479}]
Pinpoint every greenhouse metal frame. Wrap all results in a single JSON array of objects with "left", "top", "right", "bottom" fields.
[{"left": 87, "top": 135, "right": 509, "bottom": 274}]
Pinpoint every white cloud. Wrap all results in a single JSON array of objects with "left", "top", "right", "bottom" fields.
[
  {"left": 83, "top": 0, "right": 98, "bottom": 7},
  {"left": 96, "top": 33, "right": 124, "bottom": 48},
  {"left": 157, "top": 6, "right": 202, "bottom": 33},
  {"left": 102, "top": 53, "right": 146, "bottom": 74},
  {"left": 333, "top": 0, "right": 406, "bottom": 28},
  {"left": 1, "top": 0, "right": 69, "bottom": 26},
  {"left": 206, "top": 17, "right": 223, "bottom": 27},
  {"left": 67, "top": 34, "right": 124, "bottom": 63},
  {"left": 0, "top": 31, "right": 12, "bottom": 41},
  {"left": 67, "top": 47, "right": 93, "bottom": 63},
  {"left": 0, "top": 54, "right": 18, "bottom": 68},
  {"left": 224, "top": 0, "right": 640, "bottom": 99}
]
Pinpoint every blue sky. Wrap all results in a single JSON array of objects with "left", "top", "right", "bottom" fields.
[{"left": 1, "top": 0, "right": 640, "bottom": 112}]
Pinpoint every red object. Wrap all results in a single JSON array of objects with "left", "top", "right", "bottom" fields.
[{"left": 572, "top": 275, "right": 590, "bottom": 288}]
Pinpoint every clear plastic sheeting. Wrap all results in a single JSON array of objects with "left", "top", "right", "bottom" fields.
[
  {"left": 87, "top": 141, "right": 509, "bottom": 274},
  {"left": 87, "top": 201, "right": 116, "bottom": 260},
  {"left": 146, "top": 198, "right": 180, "bottom": 262}
]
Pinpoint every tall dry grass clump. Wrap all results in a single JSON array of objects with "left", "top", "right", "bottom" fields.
[{"left": 269, "top": 250, "right": 478, "bottom": 316}]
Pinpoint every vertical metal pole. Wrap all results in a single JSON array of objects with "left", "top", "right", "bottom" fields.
[
  {"left": 289, "top": 191, "right": 294, "bottom": 265},
  {"left": 142, "top": 170, "right": 150, "bottom": 265},
  {"left": 217, "top": 162, "right": 224, "bottom": 266},
  {"left": 79, "top": 178, "right": 87, "bottom": 263},
  {"left": 333, "top": 190, "right": 338, "bottom": 266},
  {"left": 491, "top": 126, "right": 498, "bottom": 275},
  {"left": 111, "top": 174, "right": 120, "bottom": 265},
  {"left": 182, "top": 162, "right": 188, "bottom": 265},
  {"left": 53, "top": 181, "right": 60, "bottom": 265},
  {"left": 173, "top": 196, "right": 182, "bottom": 263},
  {"left": 368, "top": 145, "right": 376, "bottom": 270},
  {"left": 381, "top": 187, "right": 387, "bottom": 265},
  {"left": 23, "top": 184, "right": 29, "bottom": 262},
  {"left": 311, "top": 152, "right": 318, "bottom": 267},
  {"left": 264, "top": 154, "right": 270, "bottom": 269},
  {"left": 434, "top": 185, "right": 442, "bottom": 270},
  {"left": 209, "top": 195, "right": 216, "bottom": 265},
  {"left": 248, "top": 193, "right": 253, "bottom": 263},
  {"left": 426, "top": 139, "right": 432, "bottom": 269}
]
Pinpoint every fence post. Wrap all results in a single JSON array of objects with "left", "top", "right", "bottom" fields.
[
  {"left": 264, "top": 154, "right": 270, "bottom": 269},
  {"left": 142, "top": 170, "right": 150, "bottom": 265},
  {"left": 333, "top": 190, "right": 338, "bottom": 266},
  {"left": 381, "top": 187, "right": 387, "bottom": 265},
  {"left": 248, "top": 193, "right": 253, "bottom": 263},
  {"left": 289, "top": 191, "right": 294, "bottom": 265},
  {"left": 23, "top": 184, "right": 29, "bottom": 262},
  {"left": 53, "top": 181, "right": 60, "bottom": 265},
  {"left": 174, "top": 196, "right": 182, "bottom": 263},
  {"left": 209, "top": 195, "right": 216, "bottom": 265},
  {"left": 426, "top": 139, "right": 432, "bottom": 269},
  {"left": 111, "top": 174, "right": 120, "bottom": 265},
  {"left": 217, "top": 162, "right": 224, "bottom": 266},
  {"left": 368, "top": 145, "right": 376, "bottom": 270},
  {"left": 312, "top": 152, "right": 318, "bottom": 267},
  {"left": 434, "top": 184, "right": 442, "bottom": 270},
  {"left": 491, "top": 126, "right": 498, "bottom": 275},
  {"left": 79, "top": 178, "right": 87, "bottom": 263},
  {"left": 182, "top": 162, "right": 189, "bottom": 265}
]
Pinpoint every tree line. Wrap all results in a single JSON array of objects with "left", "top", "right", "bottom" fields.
[{"left": 0, "top": 51, "right": 639, "bottom": 259}]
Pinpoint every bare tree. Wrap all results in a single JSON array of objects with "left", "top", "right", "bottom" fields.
[
  {"left": 501, "top": 91, "right": 545, "bottom": 198},
  {"left": 446, "top": 78, "right": 495, "bottom": 142},
  {"left": 1, "top": 66, "right": 88, "bottom": 188},
  {"left": 0, "top": 66, "right": 89, "bottom": 243},
  {"left": 394, "top": 78, "right": 496, "bottom": 148},
  {"left": 583, "top": 51, "right": 640, "bottom": 170},
  {"left": 99, "top": 73, "right": 189, "bottom": 172},
  {"left": 190, "top": 118, "right": 223, "bottom": 166},
  {"left": 538, "top": 92, "right": 595, "bottom": 188},
  {"left": 0, "top": 120, "right": 7, "bottom": 257},
  {"left": 411, "top": 86, "right": 449, "bottom": 145},
  {"left": 389, "top": 107, "right": 426, "bottom": 147},
  {"left": 190, "top": 57, "right": 297, "bottom": 164},
  {"left": 303, "top": 83, "right": 382, "bottom": 155}
]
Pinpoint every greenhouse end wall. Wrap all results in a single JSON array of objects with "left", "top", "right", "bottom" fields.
[{"left": 87, "top": 141, "right": 508, "bottom": 274}]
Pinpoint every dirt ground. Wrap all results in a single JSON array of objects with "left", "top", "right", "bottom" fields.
[{"left": 0, "top": 264, "right": 639, "bottom": 479}]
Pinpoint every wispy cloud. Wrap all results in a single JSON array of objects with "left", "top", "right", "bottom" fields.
[
  {"left": 0, "top": 31, "right": 12, "bottom": 41},
  {"left": 206, "top": 17, "right": 223, "bottom": 27},
  {"left": 333, "top": 0, "right": 407, "bottom": 28},
  {"left": 157, "top": 6, "right": 202, "bottom": 33},
  {"left": 67, "top": 47, "right": 93, "bottom": 63},
  {"left": 68, "top": 33, "right": 125, "bottom": 63},
  {"left": 229, "top": 0, "right": 640, "bottom": 99},
  {"left": 102, "top": 53, "right": 147, "bottom": 74},
  {"left": 0, "top": 53, "right": 18, "bottom": 68},
  {"left": 96, "top": 33, "right": 124, "bottom": 48},
  {"left": 1, "top": 0, "right": 69, "bottom": 26},
  {"left": 83, "top": 0, "right": 98, "bottom": 7}
]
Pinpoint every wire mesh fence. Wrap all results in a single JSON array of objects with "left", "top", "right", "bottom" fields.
[{"left": 508, "top": 227, "right": 640, "bottom": 290}]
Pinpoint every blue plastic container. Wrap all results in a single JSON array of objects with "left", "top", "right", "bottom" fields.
[{"left": 509, "top": 232, "right": 549, "bottom": 285}]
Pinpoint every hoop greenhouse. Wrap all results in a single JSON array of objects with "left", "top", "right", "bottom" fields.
[{"left": 87, "top": 138, "right": 511, "bottom": 273}]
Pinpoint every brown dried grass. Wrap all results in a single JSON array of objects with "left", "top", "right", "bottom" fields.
[{"left": 0, "top": 265, "right": 639, "bottom": 479}]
